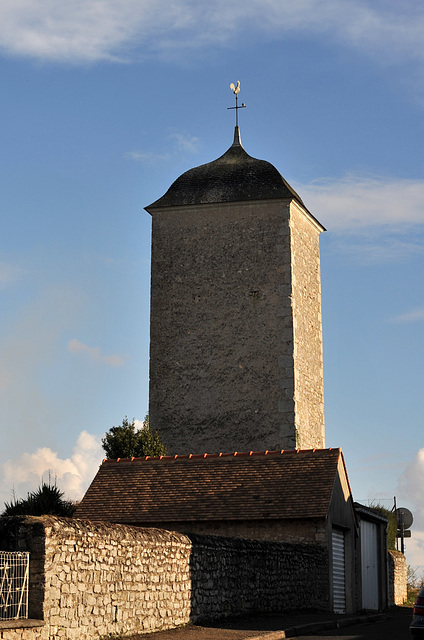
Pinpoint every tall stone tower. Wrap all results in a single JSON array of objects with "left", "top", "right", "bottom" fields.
[{"left": 145, "top": 126, "right": 325, "bottom": 454}]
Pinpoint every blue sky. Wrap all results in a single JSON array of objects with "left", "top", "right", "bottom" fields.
[{"left": 1, "top": 1, "right": 424, "bottom": 569}]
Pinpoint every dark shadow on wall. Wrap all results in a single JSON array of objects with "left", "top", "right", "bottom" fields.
[{"left": 186, "top": 532, "right": 330, "bottom": 624}]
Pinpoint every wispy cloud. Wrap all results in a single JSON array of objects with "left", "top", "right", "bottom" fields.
[
  {"left": 125, "top": 132, "right": 200, "bottom": 165},
  {"left": 0, "top": 1, "right": 424, "bottom": 65},
  {"left": 169, "top": 132, "right": 201, "bottom": 154},
  {"left": 391, "top": 308, "right": 424, "bottom": 324},
  {"left": 324, "top": 235, "right": 424, "bottom": 265},
  {"left": 125, "top": 150, "right": 171, "bottom": 164},
  {"left": 68, "top": 338, "right": 126, "bottom": 366},
  {"left": 1, "top": 430, "right": 103, "bottom": 504}
]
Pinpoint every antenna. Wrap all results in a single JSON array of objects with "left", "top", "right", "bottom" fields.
[{"left": 228, "top": 81, "right": 246, "bottom": 128}]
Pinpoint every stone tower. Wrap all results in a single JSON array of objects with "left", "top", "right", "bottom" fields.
[{"left": 145, "top": 126, "right": 325, "bottom": 454}]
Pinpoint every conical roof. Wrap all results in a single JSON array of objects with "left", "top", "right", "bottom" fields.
[{"left": 146, "top": 127, "right": 305, "bottom": 211}]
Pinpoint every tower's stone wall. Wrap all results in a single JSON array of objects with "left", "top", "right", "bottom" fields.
[
  {"left": 290, "top": 201, "right": 325, "bottom": 448},
  {"left": 149, "top": 197, "right": 324, "bottom": 454}
]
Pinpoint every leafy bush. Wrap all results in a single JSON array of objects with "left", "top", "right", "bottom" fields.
[
  {"left": 367, "top": 502, "right": 397, "bottom": 550},
  {"left": 102, "top": 415, "right": 167, "bottom": 459}
]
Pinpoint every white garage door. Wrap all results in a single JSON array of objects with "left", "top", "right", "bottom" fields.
[{"left": 360, "top": 519, "right": 379, "bottom": 610}]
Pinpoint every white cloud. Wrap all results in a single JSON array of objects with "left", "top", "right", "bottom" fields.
[
  {"left": 1, "top": 430, "right": 103, "bottom": 504},
  {"left": 399, "top": 449, "right": 424, "bottom": 528},
  {"left": 404, "top": 533, "right": 424, "bottom": 575},
  {"left": 133, "top": 417, "right": 149, "bottom": 431},
  {"left": 0, "top": 0, "right": 143, "bottom": 63},
  {"left": 68, "top": 338, "right": 126, "bottom": 366},
  {"left": 300, "top": 175, "right": 424, "bottom": 231},
  {"left": 0, "top": 0, "right": 423, "bottom": 65},
  {"left": 398, "top": 450, "right": 424, "bottom": 570},
  {"left": 296, "top": 174, "right": 424, "bottom": 263}
]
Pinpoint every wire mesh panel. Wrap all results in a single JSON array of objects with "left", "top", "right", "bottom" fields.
[{"left": 0, "top": 552, "right": 29, "bottom": 620}]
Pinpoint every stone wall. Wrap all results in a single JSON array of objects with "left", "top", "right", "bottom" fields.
[
  {"left": 290, "top": 201, "right": 325, "bottom": 449},
  {"left": 388, "top": 549, "right": 407, "bottom": 605},
  {"left": 0, "top": 516, "right": 192, "bottom": 640},
  {"left": 0, "top": 516, "right": 330, "bottom": 640},
  {"left": 189, "top": 533, "right": 329, "bottom": 619}
]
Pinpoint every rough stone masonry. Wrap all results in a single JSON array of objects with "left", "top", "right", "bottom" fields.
[{"left": 0, "top": 516, "right": 329, "bottom": 640}]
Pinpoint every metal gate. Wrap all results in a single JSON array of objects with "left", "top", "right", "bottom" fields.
[
  {"left": 0, "top": 551, "right": 29, "bottom": 620},
  {"left": 360, "top": 520, "right": 379, "bottom": 610},
  {"left": 332, "top": 529, "right": 346, "bottom": 614}
]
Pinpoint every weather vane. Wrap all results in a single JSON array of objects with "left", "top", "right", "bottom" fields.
[{"left": 228, "top": 81, "right": 246, "bottom": 127}]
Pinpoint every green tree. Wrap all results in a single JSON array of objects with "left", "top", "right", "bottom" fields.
[
  {"left": 101, "top": 415, "right": 167, "bottom": 459},
  {"left": 2, "top": 481, "right": 76, "bottom": 517}
]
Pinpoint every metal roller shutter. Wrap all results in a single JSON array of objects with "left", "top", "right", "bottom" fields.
[{"left": 332, "top": 528, "right": 346, "bottom": 614}]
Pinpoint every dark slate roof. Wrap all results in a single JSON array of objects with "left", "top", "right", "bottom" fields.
[
  {"left": 76, "top": 448, "right": 348, "bottom": 525},
  {"left": 145, "top": 127, "right": 305, "bottom": 210}
]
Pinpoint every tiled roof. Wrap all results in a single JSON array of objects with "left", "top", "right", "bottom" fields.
[{"left": 76, "top": 448, "right": 347, "bottom": 525}]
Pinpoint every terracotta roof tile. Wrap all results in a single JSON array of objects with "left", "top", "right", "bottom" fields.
[{"left": 76, "top": 448, "right": 345, "bottom": 525}]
